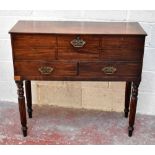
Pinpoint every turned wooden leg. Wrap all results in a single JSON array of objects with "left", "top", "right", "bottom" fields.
[
  {"left": 16, "top": 80, "right": 27, "bottom": 137},
  {"left": 128, "top": 81, "right": 140, "bottom": 137},
  {"left": 124, "top": 82, "right": 131, "bottom": 118},
  {"left": 25, "top": 80, "right": 33, "bottom": 118}
]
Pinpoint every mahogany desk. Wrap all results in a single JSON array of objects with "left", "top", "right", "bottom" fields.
[{"left": 9, "top": 21, "right": 146, "bottom": 137}]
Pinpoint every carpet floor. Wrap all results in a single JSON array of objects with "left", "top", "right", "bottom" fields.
[{"left": 0, "top": 101, "right": 155, "bottom": 145}]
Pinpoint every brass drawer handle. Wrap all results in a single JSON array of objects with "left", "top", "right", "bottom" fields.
[
  {"left": 71, "top": 36, "right": 86, "bottom": 48},
  {"left": 101, "top": 66, "right": 117, "bottom": 75},
  {"left": 38, "top": 66, "right": 54, "bottom": 75}
]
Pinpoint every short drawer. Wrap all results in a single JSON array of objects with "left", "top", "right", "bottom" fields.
[
  {"left": 79, "top": 61, "right": 142, "bottom": 77},
  {"left": 14, "top": 61, "right": 77, "bottom": 77},
  {"left": 57, "top": 35, "right": 100, "bottom": 60},
  {"left": 101, "top": 36, "right": 145, "bottom": 49}
]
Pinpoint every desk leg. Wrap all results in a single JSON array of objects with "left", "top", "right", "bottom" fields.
[
  {"left": 25, "top": 80, "right": 33, "bottom": 118},
  {"left": 128, "top": 81, "right": 140, "bottom": 137},
  {"left": 16, "top": 80, "right": 27, "bottom": 137},
  {"left": 124, "top": 82, "right": 131, "bottom": 118}
]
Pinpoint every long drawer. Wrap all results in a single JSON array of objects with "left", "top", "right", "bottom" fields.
[
  {"left": 12, "top": 34, "right": 145, "bottom": 62},
  {"left": 14, "top": 60, "right": 142, "bottom": 80}
]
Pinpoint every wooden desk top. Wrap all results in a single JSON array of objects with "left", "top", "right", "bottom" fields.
[{"left": 9, "top": 21, "right": 147, "bottom": 35}]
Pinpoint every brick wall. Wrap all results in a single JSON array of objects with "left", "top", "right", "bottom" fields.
[{"left": 0, "top": 10, "right": 155, "bottom": 115}]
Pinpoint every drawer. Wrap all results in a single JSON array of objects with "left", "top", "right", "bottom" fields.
[
  {"left": 14, "top": 61, "right": 77, "bottom": 77},
  {"left": 101, "top": 36, "right": 144, "bottom": 49},
  {"left": 12, "top": 34, "right": 57, "bottom": 60},
  {"left": 101, "top": 48, "right": 143, "bottom": 61},
  {"left": 57, "top": 35, "right": 100, "bottom": 60},
  {"left": 79, "top": 61, "right": 141, "bottom": 77}
]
